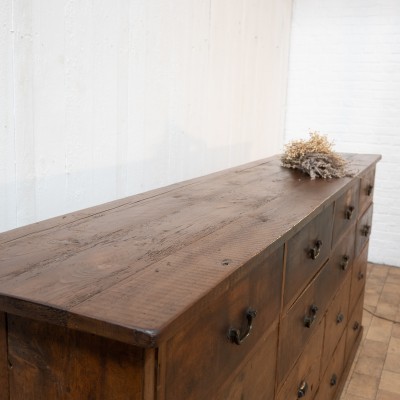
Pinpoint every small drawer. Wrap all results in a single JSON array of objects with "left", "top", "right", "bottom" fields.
[
  {"left": 329, "top": 224, "right": 356, "bottom": 290},
  {"left": 321, "top": 273, "right": 351, "bottom": 374},
  {"left": 345, "top": 291, "right": 364, "bottom": 363},
  {"left": 315, "top": 330, "right": 346, "bottom": 400},
  {"left": 215, "top": 327, "right": 278, "bottom": 400},
  {"left": 276, "top": 318, "right": 324, "bottom": 400},
  {"left": 278, "top": 259, "right": 336, "bottom": 385},
  {"left": 164, "top": 246, "right": 283, "bottom": 400},
  {"left": 355, "top": 205, "right": 373, "bottom": 258},
  {"left": 332, "top": 180, "right": 359, "bottom": 246},
  {"left": 285, "top": 204, "right": 334, "bottom": 308},
  {"left": 359, "top": 167, "right": 376, "bottom": 215},
  {"left": 349, "top": 244, "right": 368, "bottom": 316}
]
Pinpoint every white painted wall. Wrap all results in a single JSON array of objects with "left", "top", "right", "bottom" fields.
[
  {"left": 285, "top": 0, "right": 400, "bottom": 267},
  {"left": 0, "top": 0, "right": 293, "bottom": 232}
]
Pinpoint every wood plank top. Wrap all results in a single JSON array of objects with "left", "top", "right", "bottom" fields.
[{"left": 0, "top": 154, "right": 381, "bottom": 347}]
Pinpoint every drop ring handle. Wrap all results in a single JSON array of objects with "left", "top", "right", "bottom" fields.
[{"left": 228, "top": 308, "right": 257, "bottom": 345}]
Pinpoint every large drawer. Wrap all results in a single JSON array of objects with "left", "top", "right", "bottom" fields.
[
  {"left": 355, "top": 205, "right": 373, "bottom": 257},
  {"left": 164, "top": 246, "right": 283, "bottom": 400},
  {"left": 284, "top": 204, "right": 334, "bottom": 308},
  {"left": 332, "top": 180, "right": 359, "bottom": 246},
  {"left": 276, "top": 317, "right": 324, "bottom": 400},
  {"left": 321, "top": 273, "right": 351, "bottom": 374},
  {"left": 359, "top": 167, "right": 376, "bottom": 215}
]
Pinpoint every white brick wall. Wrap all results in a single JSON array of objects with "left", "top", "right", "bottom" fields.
[{"left": 285, "top": 0, "right": 400, "bottom": 267}]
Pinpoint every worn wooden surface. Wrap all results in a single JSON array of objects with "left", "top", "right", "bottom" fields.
[
  {"left": 0, "top": 154, "right": 381, "bottom": 347},
  {"left": 0, "top": 312, "right": 9, "bottom": 400},
  {"left": 7, "top": 315, "right": 144, "bottom": 399},
  {"left": 164, "top": 246, "right": 282, "bottom": 399}
]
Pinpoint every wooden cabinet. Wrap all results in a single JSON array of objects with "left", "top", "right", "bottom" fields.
[{"left": 0, "top": 154, "right": 380, "bottom": 399}]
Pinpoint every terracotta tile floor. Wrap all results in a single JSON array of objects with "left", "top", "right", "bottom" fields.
[{"left": 340, "top": 263, "right": 400, "bottom": 400}]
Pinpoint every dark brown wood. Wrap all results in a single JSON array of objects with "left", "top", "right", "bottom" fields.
[
  {"left": 0, "top": 153, "right": 381, "bottom": 400},
  {"left": 276, "top": 317, "right": 324, "bottom": 400},
  {"left": 0, "top": 154, "right": 380, "bottom": 347},
  {"left": 321, "top": 273, "right": 351, "bottom": 374},
  {"left": 215, "top": 328, "right": 278, "bottom": 400},
  {"left": 359, "top": 167, "right": 376, "bottom": 215},
  {"left": 278, "top": 254, "right": 337, "bottom": 385},
  {"left": 332, "top": 179, "right": 360, "bottom": 246},
  {"left": 7, "top": 315, "right": 144, "bottom": 400},
  {"left": 349, "top": 244, "right": 368, "bottom": 316},
  {"left": 345, "top": 291, "right": 364, "bottom": 362},
  {"left": 316, "top": 329, "right": 346, "bottom": 400},
  {"left": 284, "top": 203, "right": 334, "bottom": 309},
  {"left": 0, "top": 312, "right": 9, "bottom": 400},
  {"left": 355, "top": 204, "right": 373, "bottom": 257},
  {"left": 164, "top": 247, "right": 283, "bottom": 400},
  {"left": 332, "top": 326, "right": 363, "bottom": 400}
]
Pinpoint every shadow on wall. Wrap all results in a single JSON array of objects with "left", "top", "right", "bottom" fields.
[{"left": 0, "top": 132, "right": 252, "bottom": 233}]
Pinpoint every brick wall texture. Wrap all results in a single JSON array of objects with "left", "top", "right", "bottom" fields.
[{"left": 285, "top": 0, "right": 400, "bottom": 267}]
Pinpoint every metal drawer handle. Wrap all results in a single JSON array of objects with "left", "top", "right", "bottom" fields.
[
  {"left": 228, "top": 308, "right": 257, "bottom": 345},
  {"left": 367, "top": 184, "right": 374, "bottom": 196},
  {"left": 330, "top": 374, "right": 338, "bottom": 386},
  {"left": 358, "top": 271, "right": 365, "bottom": 280},
  {"left": 340, "top": 255, "right": 350, "bottom": 270},
  {"left": 336, "top": 313, "right": 344, "bottom": 324},
  {"left": 353, "top": 321, "right": 360, "bottom": 331},
  {"left": 304, "top": 304, "right": 319, "bottom": 328},
  {"left": 297, "top": 381, "right": 308, "bottom": 398},
  {"left": 345, "top": 206, "right": 355, "bottom": 220},
  {"left": 309, "top": 240, "right": 322, "bottom": 260},
  {"left": 362, "top": 225, "right": 371, "bottom": 237}
]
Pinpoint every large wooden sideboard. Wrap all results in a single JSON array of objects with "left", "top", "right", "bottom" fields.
[{"left": 0, "top": 153, "right": 380, "bottom": 399}]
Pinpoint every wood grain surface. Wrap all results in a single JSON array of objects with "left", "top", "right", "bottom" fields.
[{"left": 0, "top": 154, "right": 381, "bottom": 347}]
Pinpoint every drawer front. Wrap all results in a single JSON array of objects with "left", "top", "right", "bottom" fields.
[
  {"left": 329, "top": 224, "right": 356, "bottom": 290},
  {"left": 332, "top": 181, "right": 360, "bottom": 246},
  {"left": 215, "top": 328, "right": 278, "bottom": 400},
  {"left": 359, "top": 167, "right": 376, "bottom": 215},
  {"left": 285, "top": 204, "right": 334, "bottom": 308},
  {"left": 164, "top": 246, "right": 283, "bottom": 400},
  {"left": 355, "top": 205, "right": 373, "bottom": 257},
  {"left": 315, "top": 330, "right": 346, "bottom": 400},
  {"left": 349, "top": 244, "right": 368, "bottom": 316},
  {"left": 278, "top": 258, "right": 337, "bottom": 385},
  {"left": 276, "top": 318, "right": 324, "bottom": 400},
  {"left": 345, "top": 291, "right": 364, "bottom": 363},
  {"left": 321, "top": 273, "right": 351, "bottom": 374}
]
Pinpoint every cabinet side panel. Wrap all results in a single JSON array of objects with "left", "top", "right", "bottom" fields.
[
  {"left": 0, "top": 312, "right": 9, "bottom": 400},
  {"left": 7, "top": 315, "right": 144, "bottom": 400}
]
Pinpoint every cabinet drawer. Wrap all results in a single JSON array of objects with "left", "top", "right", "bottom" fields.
[
  {"left": 329, "top": 224, "right": 355, "bottom": 290},
  {"left": 278, "top": 258, "right": 336, "bottom": 385},
  {"left": 285, "top": 204, "right": 334, "bottom": 308},
  {"left": 316, "top": 330, "right": 346, "bottom": 400},
  {"left": 359, "top": 168, "right": 376, "bottom": 215},
  {"left": 349, "top": 244, "right": 368, "bottom": 316},
  {"left": 276, "top": 318, "right": 324, "bottom": 400},
  {"left": 215, "top": 327, "right": 278, "bottom": 400},
  {"left": 332, "top": 181, "right": 360, "bottom": 246},
  {"left": 164, "top": 246, "right": 283, "bottom": 400},
  {"left": 345, "top": 291, "right": 364, "bottom": 363},
  {"left": 355, "top": 205, "right": 373, "bottom": 257},
  {"left": 321, "top": 273, "right": 351, "bottom": 374}
]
